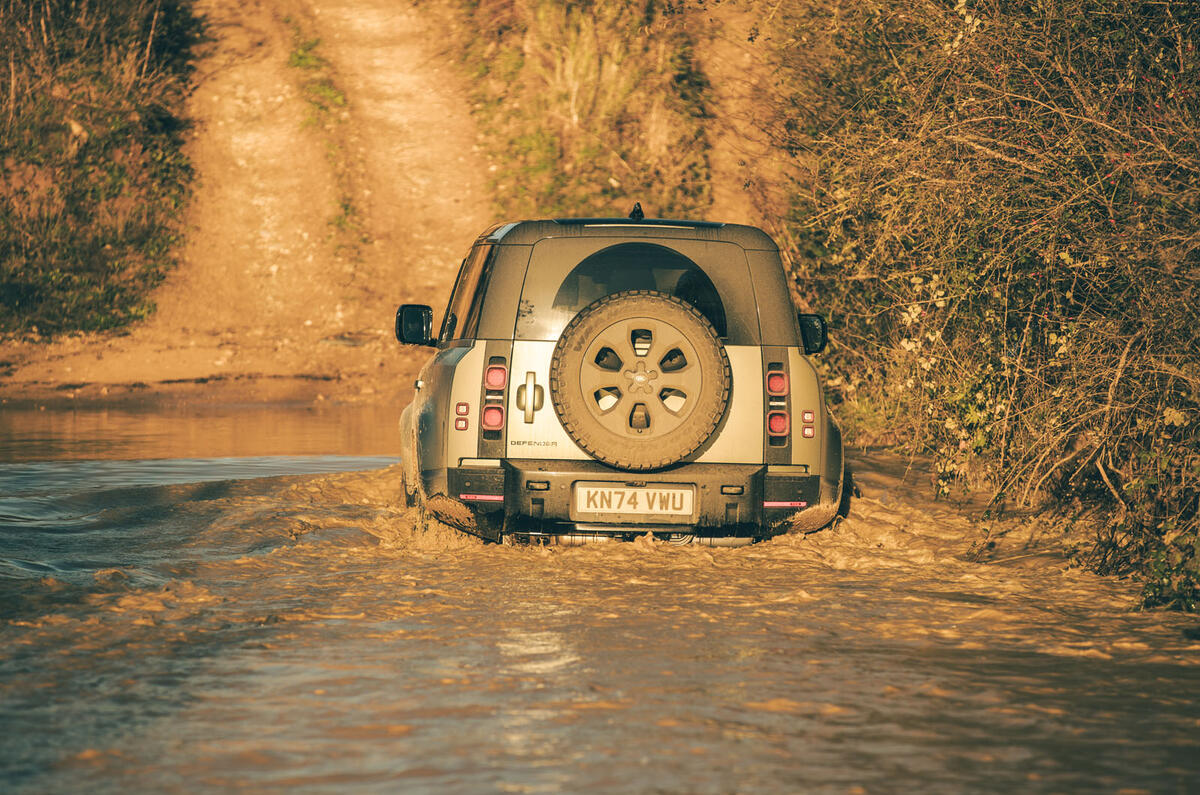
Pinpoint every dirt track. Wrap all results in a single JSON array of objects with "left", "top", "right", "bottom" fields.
[
  {"left": 1, "top": 0, "right": 489, "bottom": 405},
  {"left": 0, "top": 0, "right": 798, "bottom": 408}
]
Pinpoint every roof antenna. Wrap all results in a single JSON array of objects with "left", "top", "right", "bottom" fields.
[{"left": 628, "top": 202, "right": 644, "bottom": 221}]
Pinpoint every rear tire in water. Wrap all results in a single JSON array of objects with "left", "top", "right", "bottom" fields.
[
  {"left": 549, "top": 290, "right": 731, "bottom": 470},
  {"left": 400, "top": 470, "right": 418, "bottom": 509}
]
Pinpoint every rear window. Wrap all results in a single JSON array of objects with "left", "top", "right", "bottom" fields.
[{"left": 514, "top": 239, "right": 759, "bottom": 344}]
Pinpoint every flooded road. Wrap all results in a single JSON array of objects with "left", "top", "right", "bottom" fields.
[{"left": 2, "top": 406, "right": 1198, "bottom": 792}]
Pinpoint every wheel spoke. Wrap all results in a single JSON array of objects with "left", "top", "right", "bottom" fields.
[
  {"left": 658, "top": 361, "right": 702, "bottom": 398},
  {"left": 646, "top": 327, "right": 689, "bottom": 365},
  {"left": 642, "top": 396, "right": 684, "bottom": 434},
  {"left": 658, "top": 388, "right": 689, "bottom": 416},
  {"left": 608, "top": 320, "right": 643, "bottom": 363},
  {"left": 594, "top": 392, "right": 636, "bottom": 435},
  {"left": 580, "top": 361, "right": 621, "bottom": 396}
]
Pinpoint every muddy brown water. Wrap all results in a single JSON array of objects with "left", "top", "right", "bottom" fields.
[{"left": 1, "top": 404, "right": 1198, "bottom": 793}]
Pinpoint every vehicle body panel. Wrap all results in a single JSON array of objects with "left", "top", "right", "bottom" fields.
[{"left": 396, "top": 217, "right": 845, "bottom": 541}]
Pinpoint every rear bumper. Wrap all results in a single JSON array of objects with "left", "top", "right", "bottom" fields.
[{"left": 428, "top": 459, "right": 825, "bottom": 538}]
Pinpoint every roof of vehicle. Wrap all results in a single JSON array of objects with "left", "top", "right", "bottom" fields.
[{"left": 484, "top": 218, "right": 780, "bottom": 251}]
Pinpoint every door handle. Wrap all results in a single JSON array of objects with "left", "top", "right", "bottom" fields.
[{"left": 514, "top": 371, "right": 544, "bottom": 424}]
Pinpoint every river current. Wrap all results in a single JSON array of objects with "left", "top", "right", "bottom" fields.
[{"left": 1, "top": 404, "right": 1197, "bottom": 793}]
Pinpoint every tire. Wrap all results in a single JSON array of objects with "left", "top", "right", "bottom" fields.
[
  {"left": 837, "top": 466, "right": 856, "bottom": 519},
  {"left": 400, "top": 470, "right": 418, "bottom": 509},
  {"left": 549, "top": 290, "right": 731, "bottom": 470}
]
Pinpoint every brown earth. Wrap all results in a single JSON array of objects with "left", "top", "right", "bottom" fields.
[
  {"left": 693, "top": 4, "right": 798, "bottom": 231},
  {"left": 0, "top": 0, "right": 799, "bottom": 411},
  {"left": 0, "top": 0, "right": 490, "bottom": 407}
]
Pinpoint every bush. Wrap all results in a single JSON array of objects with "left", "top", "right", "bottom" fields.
[
  {"left": 0, "top": 0, "right": 200, "bottom": 333},
  {"left": 761, "top": 0, "right": 1199, "bottom": 608},
  {"left": 423, "top": 0, "right": 710, "bottom": 218}
]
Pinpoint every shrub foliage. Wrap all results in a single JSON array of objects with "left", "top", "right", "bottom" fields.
[
  {"left": 424, "top": 0, "right": 710, "bottom": 218},
  {"left": 762, "top": 0, "right": 1199, "bottom": 608},
  {"left": 0, "top": 0, "right": 200, "bottom": 333}
]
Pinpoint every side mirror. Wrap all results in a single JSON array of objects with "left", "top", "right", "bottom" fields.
[
  {"left": 798, "top": 313, "right": 827, "bottom": 355},
  {"left": 396, "top": 304, "right": 435, "bottom": 346}
]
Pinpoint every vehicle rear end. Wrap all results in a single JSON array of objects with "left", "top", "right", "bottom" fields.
[{"left": 409, "top": 219, "right": 842, "bottom": 543}]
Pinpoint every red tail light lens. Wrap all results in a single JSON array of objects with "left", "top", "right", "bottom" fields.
[
  {"left": 766, "top": 371, "right": 789, "bottom": 396},
  {"left": 765, "top": 364, "right": 790, "bottom": 445},
  {"left": 481, "top": 405, "right": 505, "bottom": 430},
  {"left": 767, "top": 411, "right": 790, "bottom": 436},
  {"left": 484, "top": 365, "right": 508, "bottom": 390}
]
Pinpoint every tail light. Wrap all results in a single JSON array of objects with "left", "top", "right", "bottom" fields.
[
  {"left": 766, "top": 364, "right": 790, "bottom": 445},
  {"left": 767, "top": 411, "right": 790, "bottom": 435},
  {"left": 484, "top": 365, "right": 508, "bottom": 390},
  {"left": 481, "top": 404, "right": 505, "bottom": 430},
  {"left": 481, "top": 357, "right": 507, "bottom": 439}
]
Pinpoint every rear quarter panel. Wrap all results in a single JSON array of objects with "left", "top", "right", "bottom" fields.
[
  {"left": 410, "top": 344, "right": 482, "bottom": 494},
  {"left": 693, "top": 345, "right": 763, "bottom": 464}
]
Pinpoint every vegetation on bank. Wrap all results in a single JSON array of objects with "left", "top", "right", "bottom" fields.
[
  {"left": 440, "top": 0, "right": 1197, "bottom": 608},
  {"left": 0, "top": 0, "right": 201, "bottom": 334},
  {"left": 760, "top": 0, "right": 1199, "bottom": 609},
  {"left": 420, "top": 0, "right": 711, "bottom": 218}
]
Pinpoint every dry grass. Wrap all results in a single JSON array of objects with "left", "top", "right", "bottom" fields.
[
  {"left": 421, "top": 0, "right": 710, "bottom": 218},
  {"left": 0, "top": 0, "right": 199, "bottom": 334}
]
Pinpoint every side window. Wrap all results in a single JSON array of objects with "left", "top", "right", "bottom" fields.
[{"left": 439, "top": 243, "right": 495, "bottom": 343}]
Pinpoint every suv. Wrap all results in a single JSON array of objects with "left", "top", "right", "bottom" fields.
[{"left": 395, "top": 213, "right": 844, "bottom": 545}]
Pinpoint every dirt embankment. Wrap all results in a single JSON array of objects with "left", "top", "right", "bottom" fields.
[
  {"left": 0, "top": 0, "right": 791, "bottom": 409},
  {"left": 694, "top": 5, "right": 797, "bottom": 232},
  {"left": 1, "top": 0, "right": 490, "bottom": 406}
]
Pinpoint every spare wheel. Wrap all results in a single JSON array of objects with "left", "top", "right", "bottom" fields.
[{"left": 549, "top": 290, "right": 731, "bottom": 470}]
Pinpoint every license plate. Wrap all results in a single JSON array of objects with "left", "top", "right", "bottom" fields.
[{"left": 574, "top": 482, "right": 694, "bottom": 518}]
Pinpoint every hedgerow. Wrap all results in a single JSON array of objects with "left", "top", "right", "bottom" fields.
[
  {"left": 761, "top": 0, "right": 1199, "bottom": 608},
  {"left": 0, "top": 0, "right": 200, "bottom": 334}
]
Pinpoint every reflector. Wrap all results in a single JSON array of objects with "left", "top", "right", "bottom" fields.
[
  {"left": 763, "top": 500, "right": 807, "bottom": 508},
  {"left": 460, "top": 493, "right": 504, "bottom": 502}
]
